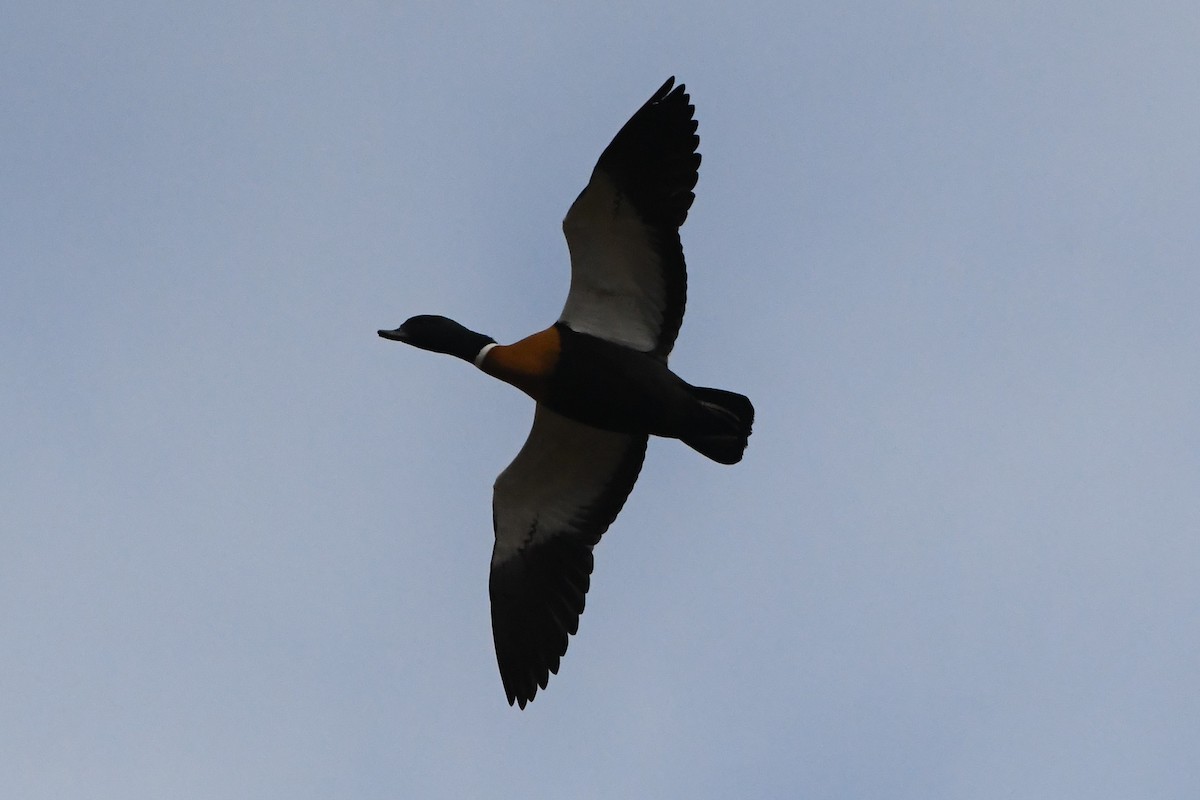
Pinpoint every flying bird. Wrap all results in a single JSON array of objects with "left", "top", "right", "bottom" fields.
[{"left": 379, "top": 77, "right": 754, "bottom": 708}]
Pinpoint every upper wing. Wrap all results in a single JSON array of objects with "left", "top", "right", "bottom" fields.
[
  {"left": 489, "top": 405, "right": 647, "bottom": 708},
  {"left": 559, "top": 77, "right": 700, "bottom": 358}
]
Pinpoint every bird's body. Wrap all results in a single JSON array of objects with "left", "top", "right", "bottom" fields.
[
  {"left": 482, "top": 322, "right": 747, "bottom": 455},
  {"left": 379, "top": 78, "right": 753, "bottom": 708}
]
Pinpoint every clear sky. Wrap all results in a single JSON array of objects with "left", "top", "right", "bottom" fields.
[{"left": 4, "top": 3, "right": 1199, "bottom": 798}]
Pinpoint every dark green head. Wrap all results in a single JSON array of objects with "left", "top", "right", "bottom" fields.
[{"left": 378, "top": 315, "right": 496, "bottom": 363}]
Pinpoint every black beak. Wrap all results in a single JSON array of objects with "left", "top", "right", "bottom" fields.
[{"left": 378, "top": 328, "right": 407, "bottom": 342}]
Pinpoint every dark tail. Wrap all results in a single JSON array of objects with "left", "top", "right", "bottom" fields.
[{"left": 682, "top": 387, "right": 755, "bottom": 465}]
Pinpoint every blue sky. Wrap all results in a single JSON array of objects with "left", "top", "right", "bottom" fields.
[{"left": 4, "top": 2, "right": 1199, "bottom": 797}]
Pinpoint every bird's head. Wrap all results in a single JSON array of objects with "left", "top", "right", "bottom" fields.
[{"left": 378, "top": 315, "right": 496, "bottom": 363}]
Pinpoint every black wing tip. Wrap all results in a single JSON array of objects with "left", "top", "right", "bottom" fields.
[
  {"left": 504, "top": 664, "right": 554, "bottom": 709},
  {"left": 491, "top": 536, "right": 597, "bottom": 710},
  {"left": 650, "top": 75, "right": 691, "bottom": 110},
  {"left": 502, "top": 652, "right": 561, "bottom": 709},
  {"left": 495, "top": 616, "right": 573, "bottom": 710},
  {"left": 496, "top": 648, "right": 556, "bottom": 710},
  {"left": 633, "top": 77, "right": 691, "bottom": 122},
  {"left": 592, "top": 76, "right": 700, "bottom": 230}
]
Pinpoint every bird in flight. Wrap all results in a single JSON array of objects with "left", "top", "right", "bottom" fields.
[{"left": 379, "top": 77, "right": 754, "bottom": 708}]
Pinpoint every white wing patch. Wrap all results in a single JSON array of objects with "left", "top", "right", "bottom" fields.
[
  {"left": 559, "top": 170, "right": 667, "bottom": 353},
  {"left": 492, "top": 404, "right": 646, "bottom": 565}
]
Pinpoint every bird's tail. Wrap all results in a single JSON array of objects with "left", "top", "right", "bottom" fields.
[{"left": 682, "top": 387, "right": 755, "bottom": 465}]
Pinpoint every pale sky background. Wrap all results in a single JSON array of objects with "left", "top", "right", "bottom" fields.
[{"left": 4, "top": 2, "right": 1199, "bottom": 798}]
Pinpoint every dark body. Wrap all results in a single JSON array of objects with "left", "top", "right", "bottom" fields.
[{"left": 546, "top": 323, "right": 710, "bottom": 438}]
